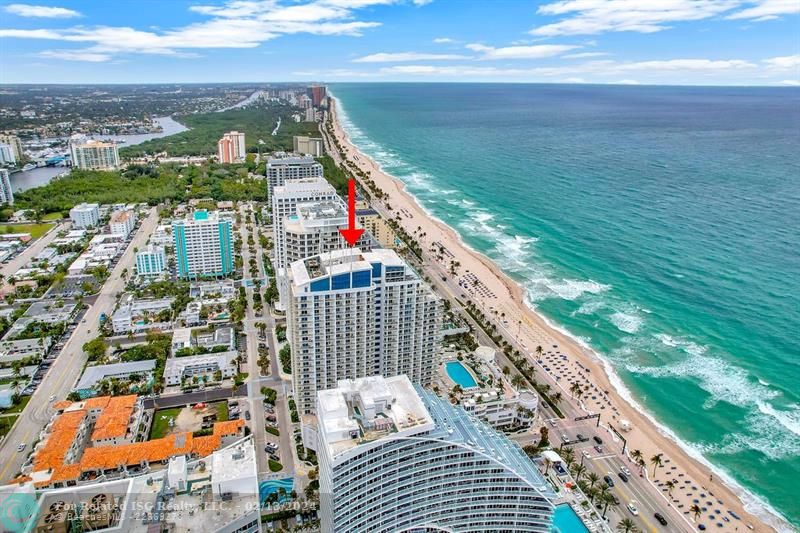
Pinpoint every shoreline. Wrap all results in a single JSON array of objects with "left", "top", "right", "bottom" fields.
[{"left": 327, "top": 96, "right": 788, "bottom": 533}]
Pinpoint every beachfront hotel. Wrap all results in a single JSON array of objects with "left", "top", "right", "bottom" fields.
[
  {"left": 271, "top": 178, "right": 339, "bottom": 302},
  {"left": 314, "top": 375, "right": 555, "bottom": 533},
  {"left": 266, "top": 154, "right": 323, "bottom": 198},
  {"left": 69, "top": 134, "right": 120, "bottom": 170},
  {"left": 286, "top": 248, "right": 441, "bottom": 415},
  {"left": 217, "top": 130, "right": 246, "bottom": 163},
  {"left": 172, "top": 210, "right": 234, "bottom": 279}
]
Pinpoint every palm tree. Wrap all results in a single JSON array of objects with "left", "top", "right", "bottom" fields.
[
  {"left": 587, "top": 471, "right": 600, "bottom": 488},
  {"left": 511, "top": 374, "right": 526, "bottom": 389},
  {"left": 650, "top": 453, "right": 664, "bottom": 477},
  {"left": 585, "top": 486, "right": 598, "bottom": 503},
  {"left": 616, "top": 518, "right": 639, "bottom": 532},
  {"left": 560, "top": 446, "right": 575, "bottom": 467},
  {"left": 601, "top": 491, "right": 616, "bottom": 519},
  {"left": 502, "top": 366, "right": 510, "bottom": 376},
  {"left": 665, "top": 479, "right": 676, "bottom": 499},
  {"left": 551, "top": 391, "right": 563, "bottom": 406},
  {"left": 690, "top": 504, "right": 702, "bottom": 521},
  {"left": 570, "top": 382, "right": 582, "bottom": 398},
  {"left": 570, "top": 463, "right": 586, "bottom": 482},
  {"left": 630, "top": 448, "right": 643, "bottom": 464},
  {"left": 535, "top": 345, "right": 543, "bottom": 357}
]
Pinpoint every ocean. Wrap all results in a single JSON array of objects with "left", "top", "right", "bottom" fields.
[{"left": 331, "top": 83, "right": 800, "bottom": 527}]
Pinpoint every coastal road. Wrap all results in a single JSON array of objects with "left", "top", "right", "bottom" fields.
[
  {"left": 1, "top": 221, "right": 69, "bottom": 278},
  {"left": 0, "top": 208, "right": 158, "bottom": 483}
]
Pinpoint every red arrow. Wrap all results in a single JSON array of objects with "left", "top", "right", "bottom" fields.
[{"left": 339, "top": 178, "right": 364, "bottom": 246}]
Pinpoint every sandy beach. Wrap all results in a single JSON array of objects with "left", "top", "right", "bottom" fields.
[{"left": 325, "top": 98, "right": 784, "bottom": 533}]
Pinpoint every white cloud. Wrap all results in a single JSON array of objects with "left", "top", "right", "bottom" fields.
[
  {"left": 616, "top": 79, "right": 641, "bottom": 84},
  {"left": 380, "top": 64, "right": 528, "bottom": 76},
  {"left": 563, "top": 51, "right": 610, "bottom": 59},
  {"left": 376, "top": 57, "right": 760, "bottom": 80},
  {"left": 433, "top": 37, "right": 455, "bottom": 43},
  {"left": 353, "top": 51, "right": 470, "bottom": 62},
  {"left": 0, "top": 0, "right": 412, "bottom": 60},
  {"left": 531, "top": 0, "right": 741, "bottom": 36},
  {"left": 726, "top": 0, "right": 800, "bottom": 20},
  {"left": 39, "top": 49, "right": 111, "bottom": 62},
  {"left": 465, "top": 42, "right": 579, "bottom": 59},
  {"left": 562, "top": 77, "right": 587, "bottom": 83},
  {"left": 779, "top": 79, "right": 800, "bottom": 86},
  {"left": 763, "top": 54, "right": 800, "bottom": 69},
  {"left": 4, "top": 3, "right": 80, "bottom": 18}
]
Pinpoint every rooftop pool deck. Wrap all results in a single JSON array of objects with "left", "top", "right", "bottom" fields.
[
  {"left": 552, "top": 503, "right": 590, "bottom": 533},
  {"left": 445, "top": 360, "right": 478, "bottom": 389}
]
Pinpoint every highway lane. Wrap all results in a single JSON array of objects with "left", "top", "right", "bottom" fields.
[{"left": 0, "top": 208, "right": 158, "bottom": 483}]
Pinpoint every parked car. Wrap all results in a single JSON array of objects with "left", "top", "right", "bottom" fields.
[
  {"left": 593, "top": 435, "right": 603, "bottom": 445},
  {"left": 17, "top": 443, "right": 25, "bottom": 452},
  {"left": 654, "top": 512, "right": 668, "bottom": 526},
  {"left": 244, "top": 411, "right": 251, "bottom": 421},
  {"left": 618, "top": 472, "right": 629, "bottom": 483},
  {"left": 594, "top": 445, "right": 604, "bottom": 453},
  {"left": 49, "top": 395, "right": 55, "bottom": 402},
  {"left": 621, "top": 466, "right": 632, "bottom": 476},
  {"left": 603, "top": 475, "right": 615, "bottom": 487}
]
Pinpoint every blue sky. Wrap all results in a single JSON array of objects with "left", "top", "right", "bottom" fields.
[{"left": 0, "top": 0, "right": 798, "bottom": 85}]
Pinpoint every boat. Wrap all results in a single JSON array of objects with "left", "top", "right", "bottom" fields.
[{"left": 22, "top": 163, "right": 36, "bottom": 171}]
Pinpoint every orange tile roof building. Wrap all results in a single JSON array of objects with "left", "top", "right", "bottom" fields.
[{"left": 16, "top": 395, "right": 245, "bottom": 489}]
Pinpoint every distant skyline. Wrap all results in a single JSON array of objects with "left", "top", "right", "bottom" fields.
[{"left": 0, "top": 0, "right": 798, "bottom": 86}]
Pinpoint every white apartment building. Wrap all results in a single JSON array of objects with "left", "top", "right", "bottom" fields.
[
  {"left": 135, "top": 244, "right": 166, "bottom": 276},
  {"left": 0, "top": 169, "right": 13, "bottom": 205},
  {"left": 172, "top": 210, "right": 234, "bottom": 279},
  {"left": 266, "top": 155, "right": 323, "bottom": 198},
  {"left": 315, "top": 375, "right": 555, "bottom": 533},
  {"left": 0, "top": 134, "right": 23, "bottom": 162},
  {"left": 69, "top": 135, "right": 120, "bottom": 170},
  {"left": 69, "top": 203, "right": 100, "bottom": 228},
  {"left": 112, "top": 294, "right": 174, "bottom": 334},
  {"left": 217, "top": 131, "right": 246, "bottom": 163},
  {"left": 0, "top": 144, "right": 15, "bottom": 165},
  {"left": 287, "top": 248, "right": 441, "bottom": 414},
  {"left": 109, "top": 209, "right": 136, "bottom": 237},
  {"left": 293, "top": 135, "right": 324, "bottom": 157},
  {"left": 164, "top": 351, "right": 237, "bottom": 386}
]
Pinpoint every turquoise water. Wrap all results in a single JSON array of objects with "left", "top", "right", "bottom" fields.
[
  {"left": 445, "top": 361, "right": 478, "bottom": 388},
  {"left": 259, "top": 478, "right": 293, "bottom": 505},
  {"left": 332, "top": 83, "right": 800, "bottom": 528},
  {"left": 552, "top": 504, "right": 590, "bottom": 533}
]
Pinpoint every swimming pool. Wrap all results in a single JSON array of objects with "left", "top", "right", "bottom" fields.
[
  {"left": 552, "top": 504, "right": 590, "bottom": 533},
  {"left": 259, "top": 478, "right": 293, "bottom": 505},
  {"left": 445, "top": 361, "right": 478, "bottom": 388}
]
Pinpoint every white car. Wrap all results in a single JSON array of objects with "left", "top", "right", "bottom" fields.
[
  {"left": 621, "top": 466, "right": 632, "bottom": 476},
  {"left": 49, "top": 395, "right": 56, "bottom": 402},
  {"left": 627, "top": 501, "right": 639, "bottom": 516},
  {"left": 17, "top": 443, "right": 26, "bottom": 452}
]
